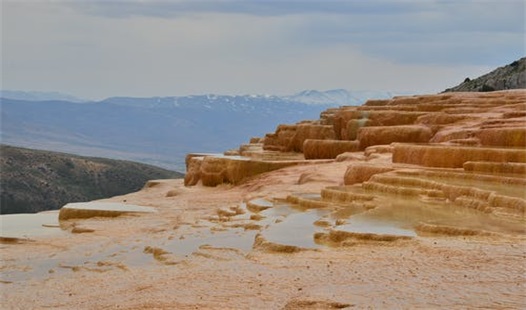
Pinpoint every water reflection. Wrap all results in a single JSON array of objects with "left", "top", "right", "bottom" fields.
[
  {"left": 2, "top": 193, "right": 523, "bottom": 284},
  {"left": 0, "top": 211, "right": 65, "bottom": 240}
]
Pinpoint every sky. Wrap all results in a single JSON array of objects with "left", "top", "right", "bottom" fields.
[{"left": 1, "top": 0, "right": 525, "bottom": 100}]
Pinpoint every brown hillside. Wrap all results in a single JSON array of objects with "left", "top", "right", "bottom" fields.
[{"left": 0, "top": 145, "right": 183, "bottom": 214}]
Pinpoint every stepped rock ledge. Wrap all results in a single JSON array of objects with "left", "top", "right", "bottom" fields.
[{"left": 2, "top": 90, "right": 525, "bottom": 309}]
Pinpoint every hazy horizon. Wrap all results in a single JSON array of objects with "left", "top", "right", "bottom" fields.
[{"left": 0, "top": 88, "right": 414, "bottom": 102}]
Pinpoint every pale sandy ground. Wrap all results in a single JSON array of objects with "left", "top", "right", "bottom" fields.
[{"left": 1, "top": 160, "right": 525, "bottom": 309}]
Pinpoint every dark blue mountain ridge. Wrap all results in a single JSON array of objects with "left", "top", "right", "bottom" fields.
[
  {"left": 0, "top": 90, "right": 86, "bottom": 103},
  {"left": 1, "top": 90, "right": 401, "bottom": 171}
]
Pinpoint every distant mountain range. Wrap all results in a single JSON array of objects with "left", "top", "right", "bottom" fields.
[
  {"left": 444, "top": 57, "right": 526, "bottom": 92},
  {"left": 0, "top": 89, "right": 402, "bottom": 171},
  {"left": 0, "top": 90, "right": 86, "bottom": 103},
  {"left": 0, "top": 145, "right": 183, "bottom": 214},
  {"left": 0, "top": 89, "right": 403, "bottom": 106}
]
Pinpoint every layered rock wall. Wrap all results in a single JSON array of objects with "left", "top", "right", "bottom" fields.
[
  {"left": 303, "top": 139, "right": 360, "bottom": 160},
  {"left": 259, "top": 90, "right": 526, "bottom": 159},
  {"left": 392, "top": 144, "right": 526, "bottom": 168},
  {"left": 184, "top": 154, "right": 302, "bottom": 187}
]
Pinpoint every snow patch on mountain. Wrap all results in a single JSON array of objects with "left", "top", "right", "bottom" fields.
[{"left": 284, "top": 89, "right": 408, "bottom": 106}]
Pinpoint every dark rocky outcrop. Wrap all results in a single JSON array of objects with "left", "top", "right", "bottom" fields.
[{"left": 444, "top": 57, "right": 526, "bottom": 92}]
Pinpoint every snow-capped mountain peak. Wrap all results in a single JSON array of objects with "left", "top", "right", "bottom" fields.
[{"left": 283, "top": 89, "right": 404, "bottom": 106}]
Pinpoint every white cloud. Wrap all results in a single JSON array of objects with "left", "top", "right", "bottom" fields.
[{"left": 1, "top": 0, "right": 522, "bottom": 99}]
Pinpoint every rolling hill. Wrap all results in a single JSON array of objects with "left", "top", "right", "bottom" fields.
[{"left": 0, "top": 145, "right": 183, "bottom": 214}]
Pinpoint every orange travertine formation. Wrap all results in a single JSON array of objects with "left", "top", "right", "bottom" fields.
[
  {"left": 303, "top": 139, "right": 360, "bottom": 159},
  {"left": 187, "top": 90, "right": 525, "bottom": 186},
  {"left": 184, "top": 153, "right": 305, "bottom": 187},
  {"left": 264, "top": 90, "right": 524, "bottom": 158},
  {"left": 184, "top": 90, "right": 526, "bottom": 237}
]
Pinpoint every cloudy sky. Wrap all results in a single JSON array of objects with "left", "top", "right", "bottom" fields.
[{"left": 2, "top": 0, "right": 524, "bottom": 100}]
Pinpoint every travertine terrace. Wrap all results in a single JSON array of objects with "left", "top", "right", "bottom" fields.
[
  {"left": 1, "top": 91, "right": 525, "bottom": 309},
  {"left": 188, "top": 90, "right": 526, "bottom": 235}
]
